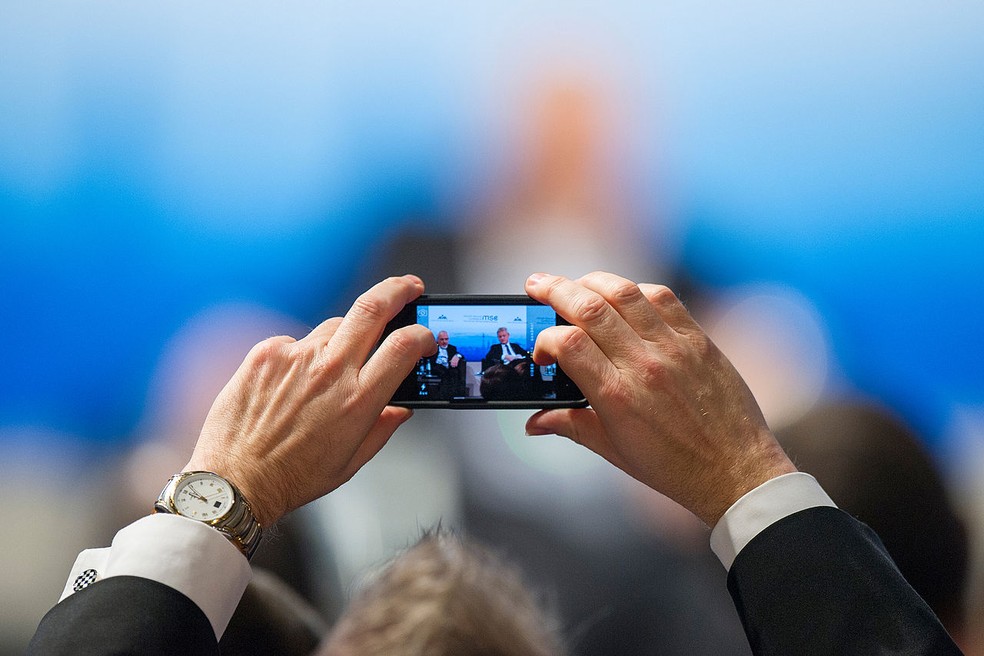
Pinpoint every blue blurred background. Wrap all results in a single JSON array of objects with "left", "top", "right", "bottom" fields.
[{"left": 2, "top": 1, "right": 983, "bottom": 651}]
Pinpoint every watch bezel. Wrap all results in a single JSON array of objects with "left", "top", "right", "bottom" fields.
[
  {"left": 160, "top": 471, "right": 237, "bottom": 525},
  {"left": 155, "top": 470, "right": 263, "bottom": 560}
]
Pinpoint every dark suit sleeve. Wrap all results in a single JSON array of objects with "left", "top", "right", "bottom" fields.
[
  {"left": 728, "top": 506, "right": 961, "bottom": 655},
  {"left": 28, "top": 576, "right": 219, "bottom": 656},
  {"left": 482, "top": 345, "right": 499, "bottom": 371}
]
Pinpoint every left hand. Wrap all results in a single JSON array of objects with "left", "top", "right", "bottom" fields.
[
  {"left": 524, "top": 271, "right": 795, "bottom": 527},
  {"left": 183, "top": 275, "right": 437, "bottom": 527}
]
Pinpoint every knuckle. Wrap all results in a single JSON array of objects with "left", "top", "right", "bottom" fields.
[
  {"left": 558, "top": 326, "right": 593, "bottom": 356},
  {"left": 646, "top": 284, "right": 678, "bottom": 307},
  {"left": 638, "top": 356, "right": 670, "bottom": 387},
  {"left": 609, "top": 279, "right": 643, "bottom": 304},
  {"left": 351, "top": 294, "right": 388, "bottom": 321},
  {"left": 572, "top": 293, "right": 609, "bottom": 324},
  {"left": 687, "top": 332, "right": 714, "bottom": 359},
  {"left": 312, "top": 351, "right": 344, "bottom": 378},
  {"left": 385, "top": 329, "right": 418, "bottom": 360},
  {"left": 248, "top": 337, "right": 290, "bottom": 365}
]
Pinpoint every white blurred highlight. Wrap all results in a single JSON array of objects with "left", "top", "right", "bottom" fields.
[{"left": 702, "top": 284, "right": 831, "bottom": 430}]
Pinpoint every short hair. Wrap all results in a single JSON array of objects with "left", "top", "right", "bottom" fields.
[
  {"left": 320, "top": 532, "right": 563, "bottom": 656},
  {"left": 480, "top": 361, "right": 533, "bottom": 401}
]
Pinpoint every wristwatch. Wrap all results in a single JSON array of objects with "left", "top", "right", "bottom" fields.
[{"left": 155, "top": 471, "right": 263, "bottom": 560}]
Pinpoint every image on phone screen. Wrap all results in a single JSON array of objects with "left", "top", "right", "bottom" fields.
[{"left": 386, "top": 296, "right": 586, "bottom": 409}]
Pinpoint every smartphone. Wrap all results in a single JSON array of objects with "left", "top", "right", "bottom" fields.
[{"left": 384, "top": 295, "right": 587, "bottom": 409}]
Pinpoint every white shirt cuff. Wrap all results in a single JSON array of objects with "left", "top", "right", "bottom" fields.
[
  {"left": 709, "top": 472, "right": 836, "bottom": 571},
  {"left": 59, "top": 514, "right": 252, "bottom": 639}
]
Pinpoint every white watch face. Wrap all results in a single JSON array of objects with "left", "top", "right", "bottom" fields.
[{"left": 173, "top": 473, "right": 235, "bottom": 521}]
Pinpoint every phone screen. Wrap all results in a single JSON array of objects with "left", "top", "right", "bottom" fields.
[{"left": 385, "top": 296, "right": 587, "bottom": 409}]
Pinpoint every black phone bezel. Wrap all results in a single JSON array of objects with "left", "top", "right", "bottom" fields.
[{"left": 384, "top": 295, "right": 588, "bottom": 409}]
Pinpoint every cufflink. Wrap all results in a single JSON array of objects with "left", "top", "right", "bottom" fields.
[{"left": 72, "top": 568, "right": 99, "bottom": 592}]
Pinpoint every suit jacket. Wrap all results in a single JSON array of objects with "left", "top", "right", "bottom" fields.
[
  {"left": 425, "top": 344, "right": 467, "bottom": 398},
  {"left": 426, "top": 344, "right": 462, "bottom": 369},
  {"left": 28, "top": 507, "right": 961, "bottom": 655},
  {"left": 727, "top": 506, "right": 961, "bottom": 655},
  {"left": 28, "top": 576, "right": 218, "bottom": 655},
  {"left": 482, "top": 342, "right": 529, "bottom": 371}
]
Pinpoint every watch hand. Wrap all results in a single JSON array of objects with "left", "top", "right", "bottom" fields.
[{"left": 186, "top": 485, "right": 209, "bottom": 502}]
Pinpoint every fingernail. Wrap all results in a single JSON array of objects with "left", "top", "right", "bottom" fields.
[
  {"left": 525, "top": 427, "right": 551, "bottom": 436},
  {"left": 528, "top": 272, "right": 547, "bottom": 285}
]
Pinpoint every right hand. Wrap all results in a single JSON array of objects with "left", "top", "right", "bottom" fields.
[
  {"left": 524, "top": 271, "right": 796, "bottom": 527},
  {"left": 183, "top": 275, "right": 437, "bottom": 527}
]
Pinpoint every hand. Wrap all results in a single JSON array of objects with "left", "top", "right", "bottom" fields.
[
  {"left": 524, "top": 271, "right": 796, "bottom": 527},
  {"left": 183, "top": 275, "right": 437, "bottom": 527},
  {"left": 503, "top": 354, "right": 519, "bottom": 363},
  {"left": 450, "top": 354, "right": 461, "bottom": 367}
]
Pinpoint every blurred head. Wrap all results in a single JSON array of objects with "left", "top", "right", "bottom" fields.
[
  {"left": 777, "top": 401, "right": 969, "bottom": 637},
  {"left": 219, "top": 568, "right": 328, "bottom": 656},
  {"left": 436, "top": 331, "right": 449, "bottom": 348},
  {"left": 480, "top": 360, "right": 538, "bottom": 401},
  {"left": 320, "top": 532, "right": 563, "bottom": 656},
  {"left": 497, "top": 328, "right": 510, "bottom": 344},
  {"left": 479, "top": 358, "right": 530, "bottom": 401}
]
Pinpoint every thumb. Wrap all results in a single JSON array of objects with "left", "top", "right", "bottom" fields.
[
  {"left": 526, "top": 408, "right": 628, "bottom": 473},
  {"left": 526, "top": 407, "right": 602, "bottom": 446},
  {"left": 338, "top": 406, "right": 413, "bottom": 485}
]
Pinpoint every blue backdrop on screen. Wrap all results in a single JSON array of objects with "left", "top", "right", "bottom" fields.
[{"left": 417, "top": 305, "right": 555, "bottom": 363}]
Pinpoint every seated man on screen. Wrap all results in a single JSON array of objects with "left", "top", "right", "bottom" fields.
[
  {"left": 482, "top": 326, "right": 529, "bottom": 372},
  {"left": 28, "top": 273, "right": 962, "bottom": 656},
  {"left": 424, "top": 330, "right": 467, "bottom": 398}
]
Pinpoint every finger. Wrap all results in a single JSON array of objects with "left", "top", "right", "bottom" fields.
[
  {"left": 359, "top": 324, "right": 438, "bottom": 400},
  {"left": 330, "top": 275, "right": 425, "bottom": 365},
  {"left": 337, "top": 406, "right": 412, "bottom": 485},
  {"left": 533, "top": 325, "right": 617, "bottom": 400},
  {"left": 298, "top": 317, "right": 343, "bottom": 347},
  {"left": 526, "top": 272, "right": 644, "bottom": 363},
  {"left": 525, "top": 408, "right": 629, "bottom": 472},
  {"left": 638, "top": 284, "right": 703, "bottom": 336},
  {"left": 576, "top": 271, "right": 678, "bottom": 342}
]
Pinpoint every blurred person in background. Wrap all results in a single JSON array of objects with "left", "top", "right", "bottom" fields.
[
  {"left": 777, "top": 401, "right": 971, "bottom": 650},
  {"left": 321, "top": 531, "right": 564, "bottom": 656}
]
